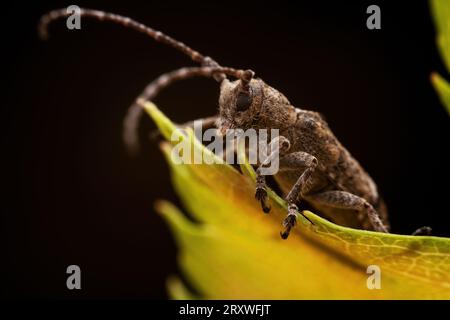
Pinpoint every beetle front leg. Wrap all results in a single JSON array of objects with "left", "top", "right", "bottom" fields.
[
  {"left": 254, "top": 136, "right": 291, "bottom": 213},
  {"left": 278, "top": 152, "right": 318, "bottom": 239},
  {"left": 255, "top": 174, "right": 271, "bottom": 213}
]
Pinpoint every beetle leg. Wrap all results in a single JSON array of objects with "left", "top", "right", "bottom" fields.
[
  {"left": 278, "top": 152, "right": 318, "bottom": 239},
  {"left": 305, "top": 190, "right": 389, "bottom": 233},
  {"left": 411, "top": 226, "right": 432, "bottom": 236},
  {"left": 254, "top": 136, "right": 291, "bottom": 213}
]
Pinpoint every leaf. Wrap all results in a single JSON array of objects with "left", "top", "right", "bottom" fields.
[
  {"left": 431, "top": 72, "right": 450, "bottom": 115},
  {"left": 430, "top": 0, "right": 450, "bottom": 115},
  {"left": 145, "top": 102, "right": 450, "bottom": 299},
  {"left": 431, "top": 0, "right": 450, "bottom": 71}
]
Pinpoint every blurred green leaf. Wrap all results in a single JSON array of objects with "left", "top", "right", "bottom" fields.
[
  {"left": 145, "top": 102, "right": 450, "bottom": 299},
  {"left": 430, "top": 0, "right": 450, "bottom": 115},
  {"left": 431, "top": 72, "right": 450, "bottom": 115}
]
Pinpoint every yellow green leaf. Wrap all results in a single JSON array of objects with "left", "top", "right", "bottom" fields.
[
  {"left": 144, "top": 102, "right": 450, "bottom": 299},
  {"left": 431, "top": 72, "right": 450, "bottom": 115},
  {"left": 431, "top": 0, "right": 450, "bottom": 71},
  {"left": 430, "top": 0, "right": 450, "bottom": 115}
]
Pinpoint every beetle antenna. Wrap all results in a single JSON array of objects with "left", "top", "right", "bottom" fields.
[
  {"left": 39, "top": 8, "right": 255, "bottom": 154},
  {"left": 123, "top": 66, "right": 254, "bottom": 155},
  {"left": 38, "top": 7, "right": 223, "bottom": 76}
]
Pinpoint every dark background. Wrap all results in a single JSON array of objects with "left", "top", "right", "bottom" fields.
[{"left": 2, "top": 0, "right": 449, "bottom": 299}]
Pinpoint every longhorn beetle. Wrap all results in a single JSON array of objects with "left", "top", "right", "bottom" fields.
[{"left": 39, "top": 8, "right": 431, "bottom": 239}]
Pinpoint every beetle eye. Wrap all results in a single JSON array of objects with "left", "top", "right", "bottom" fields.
[{"left": 235, "top": 91, "right": 252, "bottom": 111}]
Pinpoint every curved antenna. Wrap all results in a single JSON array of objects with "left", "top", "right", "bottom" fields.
[
  {"left": 123, "top": 67, "right": 255, "bottom": 155},
  {"left": 39, "top": 8, "right": 255, "bottom": 154},
  {"left": 38, "top": 7, "right": 222, "bottom": 73}
]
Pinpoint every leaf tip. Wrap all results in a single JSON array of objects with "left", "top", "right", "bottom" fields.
[{"left": 167, "top": 275, "right": 198, "bottom": 300}]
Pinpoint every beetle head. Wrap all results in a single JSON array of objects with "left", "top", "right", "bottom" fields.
[{"left": 218, "top": 78, "right": 297, "bottom": 134}]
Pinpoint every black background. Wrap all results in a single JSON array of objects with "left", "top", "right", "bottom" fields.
[{"left": 2, "top": 0, "right": 449, "bottom": 299}]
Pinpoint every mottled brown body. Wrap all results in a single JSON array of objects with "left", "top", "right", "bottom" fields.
[
  {"left": 219, "top": 78, "right": 390, "bottom": 236},
  {"left": 275, "top": 110, "right": 390, "bottom": 231}
]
